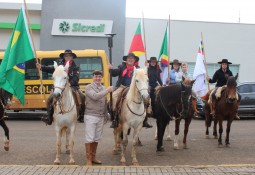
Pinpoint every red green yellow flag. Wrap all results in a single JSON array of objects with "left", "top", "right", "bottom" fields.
[
  {"left": 128, "top": 22, "right": 145, "bottom": 56},
  {"left": 158, "top": 26, "right": 168, "bottom": 67}
]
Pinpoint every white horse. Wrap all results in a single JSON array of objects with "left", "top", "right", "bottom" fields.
[
  {"left": 113, "top": 68, "right": 150, "bottom": 166},
  {"left": 52, "top": 61, "right": 77, "bottom": 165}
]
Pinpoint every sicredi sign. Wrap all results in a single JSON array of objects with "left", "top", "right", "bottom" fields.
[{"left": 51, "top": 19, "right": 113, "bottom": 37}]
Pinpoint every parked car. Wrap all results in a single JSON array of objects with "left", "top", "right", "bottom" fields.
[{"left": 237, "top": 82, "right": 255, "bottom": 116}]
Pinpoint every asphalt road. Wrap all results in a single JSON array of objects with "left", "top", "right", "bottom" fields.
[{"left": 0, "top": 116, "right": 255, "bottom": 166}]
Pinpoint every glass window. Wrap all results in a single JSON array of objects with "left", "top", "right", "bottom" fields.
[
  {"left": 41, "top": 58, "right": 62, "bottom": 80},
  {"left": 40, "top": 57, "right": 103, "bottom": 79},
  {"left": 250, "top": 84, "right": 255, "bottom": 93},
  {"left": 25, "top": 59, "right": 40, "bottom": 80},
  {"left": 238, "top": 84, "right": 250, "bottom": 93},
  {"left": 74, "top": 57, "right": 103, "bottom": 79}
]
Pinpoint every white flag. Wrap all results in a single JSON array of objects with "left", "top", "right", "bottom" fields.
[{"left": 192, "top": 40, "right": 207, "bottom": 97}]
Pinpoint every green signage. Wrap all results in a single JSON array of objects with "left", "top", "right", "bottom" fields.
[{"left": 72, "top": 23, "right": 105, "bottom": 32}]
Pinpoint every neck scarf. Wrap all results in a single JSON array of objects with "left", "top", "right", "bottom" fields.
[{"left": 122, "top": 64, "right": 134, "bottom": 77}]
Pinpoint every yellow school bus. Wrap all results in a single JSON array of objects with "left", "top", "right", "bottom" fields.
[{"left": 0, "top": 49, "right": 110, "bottom": 111}]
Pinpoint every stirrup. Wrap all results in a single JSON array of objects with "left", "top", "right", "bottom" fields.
[{"left": 110, "top": 120, "right": 117, "bottom": 128}]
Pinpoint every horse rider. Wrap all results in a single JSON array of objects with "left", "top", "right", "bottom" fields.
[
  {"left": 108, "top": 52, "right": 152, "bottom": 128},
  {"left": 36, "top": 49, "right": 85, "bottom": 125},
  {"left": 206, "top": 59, "right": 240, "bottom": 119},
  {"left": 146, "top": 57, "right": 162, "bottom": 119},
  {"left": 84, "top": 70, "right": 113, "bottom": 166}
]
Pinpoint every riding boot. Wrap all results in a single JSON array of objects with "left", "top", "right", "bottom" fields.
[
  {"left": 41, "top": 95, "right": 54, "bottom": 125},
  {"left": 85, "top": 143, "right": 92, "bottom": 166},
  {"left": 91, "top": 142, "right": 102, "bottom": 164},
  {"left": 210, "top": 99, "right": 216, "bottom": 116},
  {"left": 110, "top": 111, "right": 118, "bottom": 128},
  {"left": 143, "top": 116, "right": 152, "bottom": 128},
  {"left": 192, "top": 98, "right": 199, "bottom": 113}
]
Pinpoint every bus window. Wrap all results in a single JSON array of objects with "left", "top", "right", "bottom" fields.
[
  {"left": 41, "top": 58, "right": 62, "bottom": 80},
  {"left": 75, "top": 57, "right": 103, "bottom": 78},
  {"left": 25, "top": 59, "right": 40, "bottom": 80}
]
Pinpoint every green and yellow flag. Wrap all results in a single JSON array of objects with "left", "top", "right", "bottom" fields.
[{"left": 0, "top": 4, "right": 35, "bottom": 105}]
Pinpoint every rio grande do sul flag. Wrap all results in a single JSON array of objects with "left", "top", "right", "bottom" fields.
[
  {"left": 0, "top": 4, "right": 35, "bottom": 105},
  {"left": 192, "top": 39, "right": 207, "bottom": 97},
  {"left": 158, "top": 26, "right": 168, "bottom": 67},
  {"left": 128, "top": 22, "right": 145, "bottom": 56}
]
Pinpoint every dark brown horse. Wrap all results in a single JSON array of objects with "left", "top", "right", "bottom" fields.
[
  {"left": 155, "top": 78, "right": 195, "bottom": 152},
  {"left": 0, "top": 88, "right": 12, "bottom": 151}
]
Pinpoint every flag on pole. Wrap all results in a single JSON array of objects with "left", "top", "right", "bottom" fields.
[
  {"left": 192, "top": 39, "right": 207, "bottom": 97},
  {"left": 158, "top": 25, "right": 169, "bottom": 85},
  {"left": 0, "top": 4, "right": 35, "bottom": 105},
  {"left": 128, "top": 22, "right": 145, "bottom": 56}
]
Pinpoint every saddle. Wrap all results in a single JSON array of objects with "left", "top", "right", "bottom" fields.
[{"left": 116, "top": 87, "right": 130, "bottom": 117}]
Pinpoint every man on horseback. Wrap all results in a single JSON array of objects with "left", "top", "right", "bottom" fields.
[
  {"left": 108, "top": 52, "right": 152, "bottom": 128},
  {"left": 36, "top": 49, "right": 85, "bottom": 125},
  {"left": 206, "top": 59, "right": 240, "bottom": 119}
]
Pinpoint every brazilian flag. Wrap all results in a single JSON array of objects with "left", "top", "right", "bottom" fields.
[{"left": 0, "top": 4, "right": 35, "bottom": 105}]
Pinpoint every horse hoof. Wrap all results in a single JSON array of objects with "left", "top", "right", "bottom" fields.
[
  {"left": 69, "top": 160, "right": 75, "bottom": 165},
  {"left": 112, "top": 149, "right": 119, "bottom": 155},
  {"left": 156, "top": 146, "right": 164, "bottom": 152},
  {"left": 205, "top": 135, "right": 210, "bottom": 139},
  {"left": 154, "top": 136, "right": 158, "bottom": 140},
  {"left": 54, "top": 161, "right": 60, "bottom": 165},
  {"left": 166, "top": 137, "right": 172, "bottom": 141},
  {"left": 66, "top": 150, "right": 70, "bottom": 154},
  {"left": 4, "top": 146, "right": 9, "bottom": 151},
  {"left": 132, "top": 162, "right": 139, "bottom": 166}
]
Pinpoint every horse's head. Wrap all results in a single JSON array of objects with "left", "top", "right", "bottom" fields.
[
  {"left": 132, "top": 67, "right": 150, "bottom": 101},
  {"left": 52, "top": 61, "right": 69, "bottom": 98},
  {"left": 181, "top": 76, "right": 196, "bottom": 117},
  {"left": 226, "top": 75, "right": 238, "bottom": 103}
]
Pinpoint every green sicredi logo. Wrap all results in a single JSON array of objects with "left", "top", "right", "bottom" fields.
[
  {"left": 59, "top": 21, "right": 70, "bottom": 33},
  {"left": 72, "top": 23, "right": 105, "bottom": 32}
]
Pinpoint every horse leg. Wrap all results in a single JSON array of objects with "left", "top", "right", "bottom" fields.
[
  {"left": 65, "top": 128, "right": 70, "bottom": 154},
  {"left": 213, "top": 118, "right": 218, "bottom": 139},
  {"left": 120, "top": 124, "right": 128, "bottom": 165},
  {"left": 156, "top": 119, "right": 167, "bottom": 152},
  {"left": 205, "top": 112, "right": 210, "bottom": 138},
  {"left": 131, "top": 124, "right": 143, "bottom": 165},
  {"left": 225, "top": 119, "right": 233, "bottom": 147},
  {"left": 1, "top": 120, "right": 10, "bottom": 151},
  {"left": 54, "top": 128, "right": 62, "bottom": 165},
  {"left": 218, "top": 119, "right": 223, "bottom": 147},
  {"left": 174, "top": 118, "right": 181, "bottom": 150},
  {"left": 113, "top": 127, "right": 122, "bottom": 155},
  {"left": 183, "top": 117, "right": 192, "bottom": 149},
  {"left": 166, "top": 123, "right": 172, "bottom": 141},
  {"left": 68, "top": 126, "right": 75, "bottom": 164},
  {"left": 154, "top": 125, "right": 158, "bottom": 140}
]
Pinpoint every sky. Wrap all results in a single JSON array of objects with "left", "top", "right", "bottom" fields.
[{"left": 1, "top": 0, "right": 255, "bottom": 24}]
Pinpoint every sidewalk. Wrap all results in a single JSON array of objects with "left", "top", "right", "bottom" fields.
[{"left": 0, "top": 164, "right": 255, "bottom": 175}]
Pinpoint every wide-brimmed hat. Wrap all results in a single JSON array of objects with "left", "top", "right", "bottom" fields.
[
  {"left": 218, "top": 59, "right": 232, "bottom": 64},
  {"left": 170, "top": 59, "right": 181, "bottom": 66},
  {"left": 122, "top": 53, "right": 139, "bottom": 62},
  {"left": 59, "top": 49, "right": 77, "bottom": 58},
  {"left": 147, "top": 57, "right": 157, "bottom": 63}
]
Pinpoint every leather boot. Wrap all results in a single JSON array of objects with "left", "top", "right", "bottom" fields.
[
  {"left": 85, "top": 143, "right": 92, "bottom": 166},
  {"left": 91, "top": 142, "right": 102, "bottom": 164},
  {"left": 41, "top": 106, "right": 54, "bottom": 125},
  {"left": 110, "top": 111, "right": 117, "bottom": 128},
  {"left": 143, "top": 116, "right": 152, "bottom": 128},
  {"left": 192, "top": 98, "right": 199, "bottom": 113}
]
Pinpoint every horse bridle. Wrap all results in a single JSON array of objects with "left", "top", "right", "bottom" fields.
[{"left": 125, "top": 80, "right": 148, "bottom": 116}]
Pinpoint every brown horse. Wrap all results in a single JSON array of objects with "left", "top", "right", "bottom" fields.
[
  {"left": 215, "top": 75, "right": 239, "bottom": 147},
  {"left": 155, "top": 78, "right": 195, "bottom": 152},
  {"left": 0, "top": 88, "right": 12, "bottom": 151}
]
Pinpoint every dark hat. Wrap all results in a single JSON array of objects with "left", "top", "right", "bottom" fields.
[
  {"left": 122, "top": 53, "right": 139, "bottom": 62},
  {"left": 59, "top": 49, "right": 77, "bottom": 58},
  {"left": 218, "top": 59, "right": 232, "bottom": 64},
  {"left": 147, "top": 57, "right": 157, "bottom": 63},
  {"left": 170, "top": 59, "right": 181, "bottom": 66}
]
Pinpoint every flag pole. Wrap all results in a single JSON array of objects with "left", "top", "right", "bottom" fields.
[
  {"left": 142, "top": 12, "right": 148, "bottom": 66},
  {"left": 168, "top": 15, "right": 171, "bottom": 79},
  {"left": 23, "top": 0, "right": 45, "bottom": 99},
  {"left": 201, "top": 32, "right": 210, "bottom": 90}
]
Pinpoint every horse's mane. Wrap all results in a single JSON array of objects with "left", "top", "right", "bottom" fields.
[{"left": 126, "top": 68, "right": 146, "bottom": 102}]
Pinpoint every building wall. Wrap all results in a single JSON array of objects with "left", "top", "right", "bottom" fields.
[
  {"left": 40, "top": 0, "right": 126, "bottom": 68},
  {"left": 125, "top": 18, "right": 255, "bottom": 82}
]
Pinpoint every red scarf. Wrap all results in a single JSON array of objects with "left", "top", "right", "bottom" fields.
[
  {"left": 64, "top": 60, "right": 73, "bottom": 66},
  {"left": 122, "top": 64, "right": 134, "bottom": 77}
]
